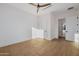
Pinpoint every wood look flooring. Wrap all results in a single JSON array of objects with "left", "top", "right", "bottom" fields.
[{"left": 0, "top": 38, "right": 79, "bottom": 56}]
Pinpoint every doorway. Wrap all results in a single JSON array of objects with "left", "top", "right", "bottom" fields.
[{"left": 58, "top": 18, "right": 66, "bottom": 39}]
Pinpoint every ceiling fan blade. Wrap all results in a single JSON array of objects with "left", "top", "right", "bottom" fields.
[
  {"left": 43, "top": 4, "right": 52, "bottom": 10},
  {"left": 29, "top": 3, "right": 37, "bottom": 6},
  {"left": 39, "top": 3, "right": 51, "bottom": 7},
  {"left": 37, "top": 3, "right": 40, "bottom": 14}
]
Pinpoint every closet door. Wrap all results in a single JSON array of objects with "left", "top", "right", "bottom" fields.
[{"left": 65, "top": 16, "right": 76, "bottom": 41}]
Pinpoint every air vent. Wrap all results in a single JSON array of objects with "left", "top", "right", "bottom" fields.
[{"left": 68, "top": 7, "right": 74, "bottom": 10}]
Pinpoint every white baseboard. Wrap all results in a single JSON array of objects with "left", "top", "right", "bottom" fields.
[
  {"left": 65, "top": 39, "right": 74, "bottom": 42},
  {"left": 0, "top": 37, "right": 31, "bottom": 48}
]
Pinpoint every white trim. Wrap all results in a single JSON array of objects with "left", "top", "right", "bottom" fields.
[{"left": 0, "top": 37, "right": 31, "bottom": 48}]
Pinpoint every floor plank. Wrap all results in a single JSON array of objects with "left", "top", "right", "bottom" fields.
[{"left": 0, "top": 38, "right": 79, "bottom": 56}]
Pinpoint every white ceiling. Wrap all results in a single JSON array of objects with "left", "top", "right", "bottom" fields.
[{"left": 9, "top": 3, "right": 79, "bottom": 15}]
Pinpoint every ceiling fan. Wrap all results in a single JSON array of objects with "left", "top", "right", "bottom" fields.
[{"left": 29, "top": 3, "right": 52, "bottom": 14}]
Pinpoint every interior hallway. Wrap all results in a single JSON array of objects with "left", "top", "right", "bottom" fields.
[{"left": 0, "top": 38, "right": 79, "bottom": 56}]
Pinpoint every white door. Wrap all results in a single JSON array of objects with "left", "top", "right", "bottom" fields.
[{"left": 65, "top": 16, "right": 76, "bottom": 41}]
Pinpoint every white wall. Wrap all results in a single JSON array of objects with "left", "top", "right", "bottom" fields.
[
  {"left": 37, "top": 14, "right": 51, "bottom": 40},
  {"left": 0, "top": 4, "right": 37, "bottom": 47},
  {"left": 51, "top": 10, "right": 79, "bottom": 41},
  {"left": 51, "top": 14, "right": 58, "bottom": 39},
  {"left": 36, "top": 9, "right": 79, "bottom": 41},
  {"left": 1, "top": 4, "right": 79, "bottom": 47}
]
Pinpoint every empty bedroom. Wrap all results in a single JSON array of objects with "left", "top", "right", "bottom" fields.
[{"left": 0, "top": 3, "right": 79, "bottom": 56}]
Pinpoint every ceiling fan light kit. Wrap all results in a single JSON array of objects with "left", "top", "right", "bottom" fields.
[{"left": 29, "top": 3, "right": 52, "bottom": 14}]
